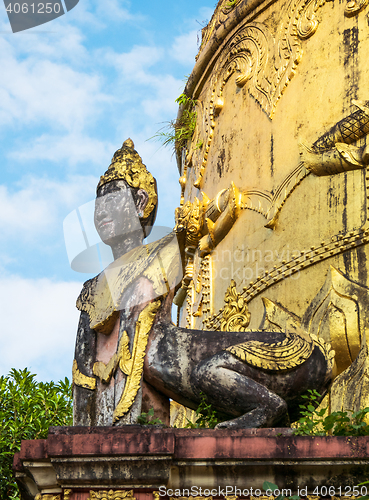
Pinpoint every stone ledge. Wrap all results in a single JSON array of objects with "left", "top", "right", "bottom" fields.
[{"left": 13, "top": 427, "right": 369, "bottom": 499}]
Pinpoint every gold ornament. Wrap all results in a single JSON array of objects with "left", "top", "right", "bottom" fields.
[
  {"left": 97, "top": 138, "right": 157, "bottom": 219},
  {"left": 113, "top": 299, "right": 161, "bottom": 422},
  {"left": 88, "top": 490, "right": 136, "bottom": 500},
  {"left": 72, "top": 359, "right": 96, "bottom": 390},
  {"left": 220, "top": 279, "right": 251, "bottom": 331}
]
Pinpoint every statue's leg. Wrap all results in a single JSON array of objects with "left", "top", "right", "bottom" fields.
[{"left": 191, "top": 352, "right": 288, "bottom": 428}]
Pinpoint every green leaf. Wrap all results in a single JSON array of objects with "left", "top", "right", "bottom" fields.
[{"left": 263, "top": 481, "right": 279, "bottom": 491}]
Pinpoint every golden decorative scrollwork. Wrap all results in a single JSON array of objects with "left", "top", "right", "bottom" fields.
[
  {"left": 192, "top": 0, "right": 330, "bottom": 187},
  {"left": 199, "top": 0, "right": 242, "bottom": 56},
  {"left": 303, "top": 266, "right": 363, "bottom": 376},
  {"left": 175, "top": 184, "right": 242, "bottom": 311},
  {"left": 228, "top": 0, "right": 329, "bottom": 116},
  {"left": 64, "top": 491, "right": 72, "bottom": 500},
  {"left": 204, "top": 229, "right": 369, "bottom": 331},
  {"left": 93, "top": 330, "right": 133, "bottom": 384},
  {"left": 170, "top": 399, "right": 197, "bottom": 427},
  {"left": 113, "top": 300, "right": 161, "bottom": 422},
  {"left": 220, "top": 279, "right": 251, "bottom": 331},
  {"left": 227, "top": 326, "right": 314, "bottom": 370},
  {"left": 35, "top": 495, "right": 60, "bottom": 500},
  {"left": 88, "top": 490, "right": 136, "bottom": 500},
  {"left": 226, "top": 294, "right": 335, "bottom": 372},
  {"left": 345, "top": 0, "right": 369, "bottom": 16},
  {"left": 72, "top": 359, "right": 96, "bottom": 390}
]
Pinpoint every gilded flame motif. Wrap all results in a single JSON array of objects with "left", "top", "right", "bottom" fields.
[{"left": 220, "top": 279, "right": 251, "bottom": 331}]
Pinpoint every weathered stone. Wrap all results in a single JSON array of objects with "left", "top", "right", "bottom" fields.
[{"left": 14, "top": 428, "right": 369, "bottom": 497}]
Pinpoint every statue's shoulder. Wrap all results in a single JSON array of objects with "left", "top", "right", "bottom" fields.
[{"left": 76, "top": 275, "right": 100, "bottom": 313}]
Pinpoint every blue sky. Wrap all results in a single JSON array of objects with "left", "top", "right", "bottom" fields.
[{"left": 0, "top": 0, "right": 215, "bottom": 381}]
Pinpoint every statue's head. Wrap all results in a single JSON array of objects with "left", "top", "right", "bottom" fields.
[{"left": 94, "top": 139, "right": 158, "bottom": 249}]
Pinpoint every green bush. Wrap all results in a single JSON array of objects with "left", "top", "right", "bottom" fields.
[
  {"left": 0, "top": 368, "right": 73, "bottom": 500},
  {"left": 294, "top": 389, "right": 369, "bottom": 436}
]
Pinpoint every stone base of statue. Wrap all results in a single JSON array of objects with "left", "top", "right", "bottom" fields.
[{"left": 13, "top": 427, "right": 369, "bottom": 500}]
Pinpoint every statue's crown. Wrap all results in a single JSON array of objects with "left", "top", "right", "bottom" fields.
[{"left": 97, "top": 138, "right": 157, "bottom": 219}]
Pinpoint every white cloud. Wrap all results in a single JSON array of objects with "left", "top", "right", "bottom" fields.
[
  {"left": 0, "top": 276, "right": 82, "bottom": 381},
  {"left": 0, "top": 24, "right": 111, "bottom": 141},
  {"left": 141, "top": 74, "right": 182, "bottom": 119},
  {"left": 65, "top": 0, "right": 137, "bottom": 30},
  {"left": 104, "top": 45, "right": 163, "bottom": 83},
  {"left": 0, "top": 175, "right": 97, "bottom": 240},
  {"left": 95, "top": 0, "right": 133, "bottom": 22},
  {"left": 0, "top": 56, "right": 109, "bottom": 131},
  {"left": 171, "top": 30, "right": 198, "bottom": 66},
  {"left": 11, "top": 132, "right": 114, "bottom": 166},
  {"left": 102, "top": 45, "right": 184, "bottom": 123}
]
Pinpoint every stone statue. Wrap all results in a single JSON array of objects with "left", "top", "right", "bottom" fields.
[
  {"left": 73, "top": 139, "right": 181, "bottom": 425},
  {"left": 73, "top": 139, "right": 335, "bottom": 428}
]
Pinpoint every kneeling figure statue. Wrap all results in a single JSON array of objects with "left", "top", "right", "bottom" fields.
[{"left": 73, "top": 139, "right": 335, "bottom": 428}]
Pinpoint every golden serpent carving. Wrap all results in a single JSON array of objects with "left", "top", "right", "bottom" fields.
[{"left": 113, "top": 300, "right": 161, "bottom": 422}]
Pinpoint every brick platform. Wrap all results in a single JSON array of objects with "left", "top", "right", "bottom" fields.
[{"left": 13, "top": 427, "right": 369, "bottom": 500}]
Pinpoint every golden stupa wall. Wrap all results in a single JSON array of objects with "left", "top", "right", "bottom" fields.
[{"left": 177, "top": 0, "right": 369, "bottom": 413}]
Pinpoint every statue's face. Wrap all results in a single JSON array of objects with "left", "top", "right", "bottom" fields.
[{"left": 94, "top": 179, "right": 142, "bottom": 246}]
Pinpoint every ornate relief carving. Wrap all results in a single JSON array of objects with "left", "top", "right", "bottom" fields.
[
  {"left": 205, "top": 228, "right": 369, "bottom": 332},
  {"left": 113, "top": 300, "right": 161, "bottom": 422},
  {"left": 64, "top": 491, "right": 72, "bottom": 500},
  {"left": 199, "top": 0, "right": 242, "bottom": 58},
  {"left": 220, "top": 279, "right": 251, "bottom": 331},
  {"left": 201, "top": 255, "right": 213, "bottom": 323},
  {"left": 170, "top": 399, "right": 197, "bottom": 427},
  {"left": 305, "top": 268, "right": 369, "bottom": 414},
  {"left": 209, "top": 266, "right": 369, "bottom": 405},
  {"left": 302, "top": 266, "right": 363, "bottom": 375},
  {"left": 345, "top": 0, "right": 369, "bottom": 16},
  {"left": 223, "top": 0, "right": 329, "bottom": 116},
  {"left": 72, "top": 359, "right": 96, "bottom": 390},
  {"left": 35, "top": 495, "right": 60, "bottom": 500},
  {"left": 192, "top": 0, "right": 329, "bottom": 187},
  {"left": 300, "top": 100, "right": 369, "bottom": 176},
  {"left": 227, "top": 331, "right": 314, "bottom": 370},
  {"left": 241, "top": 190, "right": 271, "bottom": 219},
  {"left": 226, "top": 295, "right": 335, "bottom": 372},
  {"left": 88, "top": 490, "right": 135, "bottom": 500},
  {"left": 175, "top": 185, "right": 242, "bottom": 309},
  {"left": 265, "top": 163, "right": 311, "bottom": 228}
]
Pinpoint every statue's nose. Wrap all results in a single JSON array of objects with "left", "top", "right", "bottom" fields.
[{"left": 94, "top": 199, "right": 108, "bottom": 221}]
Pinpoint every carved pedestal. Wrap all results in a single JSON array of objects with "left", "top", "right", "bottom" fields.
[{"left": 14, "top": 427, "right": 369, "bottom": 500}]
